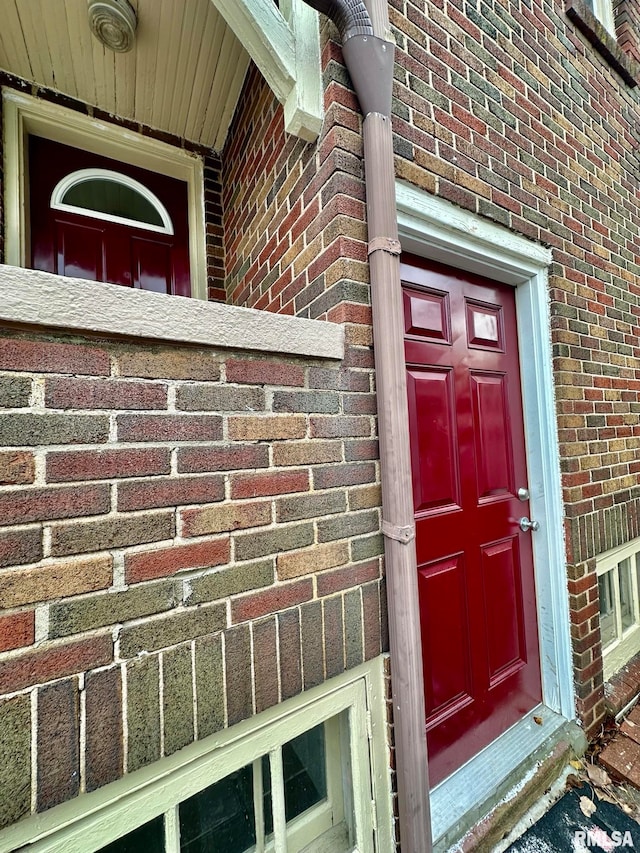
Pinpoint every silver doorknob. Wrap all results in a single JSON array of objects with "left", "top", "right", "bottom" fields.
[{"left": 519, "top": 517, "right": 539, "bottom": 532}]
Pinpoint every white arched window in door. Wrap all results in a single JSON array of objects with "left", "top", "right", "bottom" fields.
[{"left": 50, "top": 168, "right": 174, "bottom": 235}]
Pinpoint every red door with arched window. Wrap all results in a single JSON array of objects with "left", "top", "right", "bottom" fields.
[{"left": 29, "top": 136, "right": 191, "bottom": 296}]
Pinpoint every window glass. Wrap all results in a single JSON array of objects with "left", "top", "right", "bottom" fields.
[
  {"left": 62, "top": 178, "right": 165, "bottom": 228},
  {"left": 599, "top": 571, "right": 616, "bottom": 647},
  {"left": 619, "top": 558, "right": 634, "bottom": 632},
  {"left": 179, "top": 764, "right": 256, "bottom": 853},
  {"left": 283, "top": 724, "right": 327, "bottom": 822},
  {"left": 262, "top": 723, "right": 327, "bottom": 837},
  {"left": 97, "top": 816, "right": 165, "bottom": 853}
]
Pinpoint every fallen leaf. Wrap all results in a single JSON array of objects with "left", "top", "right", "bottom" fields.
[
  {"left": 586, "top": 764, "right": 611, "bottom": 787},
  {"left": 570, "top": 759, "right": 583, "bottom": 770},
  {"left": 566, "top": 774, "right": 582, "bottom": 788},
  {"left": 533, "top": 715, "right": 543, "bottom": 725},
  {"left": 594, "top": 789, "right": 617, "bottom": 804},
  {"left": 579, "top": 796, "right": 597, "bottom": 817},
  {"left": 621, "top": 803, "right": 633, "bottom": 815}
]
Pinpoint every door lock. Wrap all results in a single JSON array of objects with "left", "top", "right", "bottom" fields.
[
  {"left": 519, "top": 517, "right": 539, "bottom": 532},
  {"left": 517, "top": 487, "right": 530, "bottom": 501}
]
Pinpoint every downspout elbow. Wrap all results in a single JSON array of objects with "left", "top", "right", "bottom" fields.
[{"left": 303, "top": 0, "right": 395, "bottom": 119}]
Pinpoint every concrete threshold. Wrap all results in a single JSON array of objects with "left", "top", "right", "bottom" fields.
[{"left": 431, "top": 704, "right": 587, "bottom": 852}]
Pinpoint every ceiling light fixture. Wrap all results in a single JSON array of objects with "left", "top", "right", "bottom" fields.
[{"left": 88, "top": 0, "right": 137, "bottom": 53}]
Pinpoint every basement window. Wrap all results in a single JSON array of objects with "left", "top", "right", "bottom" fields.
[
  {"left": 598, "top": 539, "right": 640, "bottom": 680},
  {"left": 97, "top": 720, "right": 347, "bottom": 853},
  {"left": 3, "top": 675, "right": 379, "bottom": 853}
]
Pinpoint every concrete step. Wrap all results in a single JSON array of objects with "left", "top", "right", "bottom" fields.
[{"left": 443, "top": 720, "right": 587, "bottom": 852}]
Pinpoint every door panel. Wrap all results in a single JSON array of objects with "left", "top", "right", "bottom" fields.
[
  {"left": 470, "top": 372, "right": 513, "bottom": 500},
  {"left": 55, "top": 220, "right": 105, "bottom": 281},
  {"left": 402, "top": 255, "right": 542, "bottom": 785},
  {"left": 404, "top": 287, "right": 451, "bottom": 343},
  {"left": 418, "top": 554, "right": 473, "bottom": 716},
  {"left": 407, "top": 367, "right": 460, "bottom": 513},
  {"left": 481, "top": 537, "right": 526, "bottom": 682},
  {"left": 132, "top": 238, "right": 174, "bottom": 294}
]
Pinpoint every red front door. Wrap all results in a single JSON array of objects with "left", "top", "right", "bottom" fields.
[
  {"left": 402, "top": 255, "right": 542, "bottom": 785},
  {"left": 29, "top": 137, "right": 191, "bottom": 296}
]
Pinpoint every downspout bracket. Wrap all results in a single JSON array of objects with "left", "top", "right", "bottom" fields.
[
  {"left": 368, "top": 236, "right": 401, "bottom": 256},
  {"left": 382, "top": 520, "right": 416, "bottom": 543}
]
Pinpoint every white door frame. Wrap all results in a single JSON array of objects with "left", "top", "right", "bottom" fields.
[{"left": 395, "top": 181, "right": 575, "bottom": 841}]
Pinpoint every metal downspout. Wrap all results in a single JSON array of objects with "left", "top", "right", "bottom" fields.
[{"left": 302, "top": 2, "right": 432, "bottom": 850}]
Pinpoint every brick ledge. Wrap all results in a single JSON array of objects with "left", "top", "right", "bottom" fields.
[
  {"left": 566, "top": 0, "right": 640, "bottom": 87},
  {"left": 605, "top": 650, "right": 640, "bottom": 717}
]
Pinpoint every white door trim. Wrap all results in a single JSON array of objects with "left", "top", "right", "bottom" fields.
[{"left": 395, "top": 182, "right": 575, "bottom": 837}]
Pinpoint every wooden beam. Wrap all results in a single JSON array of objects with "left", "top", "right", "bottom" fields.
[
  {"left": 210, "top": 0, "right": 322, "bottom": 142},
  {"left": 282, "top": 0, "right": 323, "bottom": 141},
  {"left": 210, "top": 0, "right": 295, "bottom": 103}
]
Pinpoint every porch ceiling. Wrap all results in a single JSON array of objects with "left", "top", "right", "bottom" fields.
[{"left": 0, "top": 0, "right": 251, "bottom": 150}]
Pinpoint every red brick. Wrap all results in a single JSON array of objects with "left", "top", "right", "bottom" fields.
[
  {"left": 0, "top": 634, "right": 113, "bottom": 694},
  {"left": 0, "top": 484, "right": 110, "bottom": 524},
  {"left": 230, "top": 470, "right": 309, "bottom": 499},
  {"left": 36, "top": 679, "right": 80, "bottom": 811},
  {"left": 0, "top": 338, "right": 110, "bottom": 375},
  {"left": 316, "top": 560, "right": 380, "bottom": 596},
  {"left": 0, "top": 452, "right": 35, "bottom": 485},
  {"left": 231, "top": 579, "right": 314, "bottom": 623},
  {"left": 117, "top": 415, "right": 222, "bottom": 442},
  {"left": 177, "top": 444, "right": 269, "bottom": 474},
  {"left": 0, "top": 528, "right": 42, "bottom": 569},
  {"left": 125, "top": 538, "right": 230, "bottom": 584},
  {"left": 46, "top": 447, "right": 171, "bottom": 482},
  {"left": 226, "top": 359, "right": 305, "bottom": 386},
  {"left": 85, "top": 668, "right": 123, "bottom": 791},
  {"left": 599, "top": 734, "right": 640, "bottom": 786},
  {"left": 621, "top": 710, "right": 640, "bottom": 745},
  {"left": 117, "top": 475, "right": 224, "bottom": 511},
  {"left": 278, "top": 609, "right": 302, "bottom": 701},
  {"left": 45, "top": 377, "right": 168, "bottom": 411},
  {"left": 0, "top": 611, "right": 35, "bottom": 652}
]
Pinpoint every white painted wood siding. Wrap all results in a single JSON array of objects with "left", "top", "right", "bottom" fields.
[{"left": 0, "top": 0, "right": 250, "bottom": 149}]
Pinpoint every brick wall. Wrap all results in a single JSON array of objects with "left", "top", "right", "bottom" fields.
[
  {"left": 389, "top": 0, "right": 640, "bottom": 735},
  {"left": 222, "top": 25, "right": 371, "bottom": 322},
  {"left": 0, "top": 326, "right": 385, "bottom": 826},
  {"left": 615, "top": 0, "right": 640, "bottom": 62}
]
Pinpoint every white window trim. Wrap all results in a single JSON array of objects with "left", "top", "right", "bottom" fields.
[
  {"left": 2, "top": 88, "right": 207, "bottom": 299},
  {"left": 597, "top": 539, "right": 640, "bottom": 680},
  {"left": 0, "top": 659, "right": 393, "bottom": 853},
  {"left": 51, "top": 168, "right": 175, "bottom": 235}
]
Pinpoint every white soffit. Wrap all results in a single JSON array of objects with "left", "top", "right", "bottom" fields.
[{"left": 0, "top": 0, "right": 250, "bottom": 150}]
